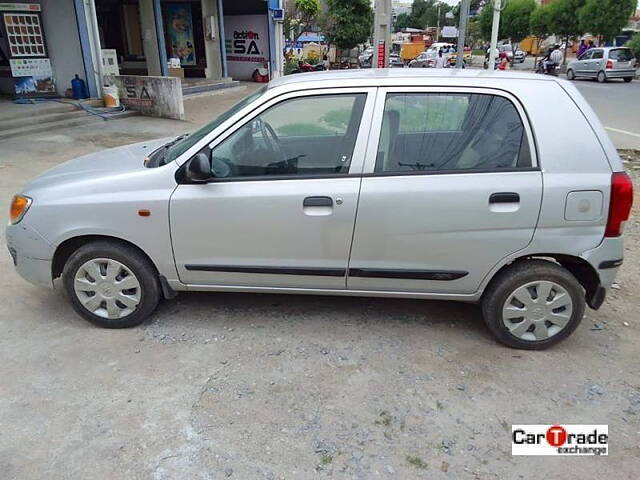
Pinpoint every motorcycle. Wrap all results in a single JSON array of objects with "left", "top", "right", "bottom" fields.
[{"left": 535, "top": 59, "right": 559, "bottom": 76}]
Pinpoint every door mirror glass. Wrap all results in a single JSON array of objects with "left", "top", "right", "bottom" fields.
[{"left": 185, "top": 153, "right": 212, "bottom": 182}]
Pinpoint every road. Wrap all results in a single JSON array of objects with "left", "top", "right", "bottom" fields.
[{"left": 572, "top": 79, "right": 640, "bottom": 150}]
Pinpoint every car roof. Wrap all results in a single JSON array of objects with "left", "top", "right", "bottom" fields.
[{"left": 268, "top": 68, "right": 554, "bottom": 90}]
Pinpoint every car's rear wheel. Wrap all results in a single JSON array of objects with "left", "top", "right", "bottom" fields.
[
  {"left": 597, "top": 71, "right": 607, "bottom": 83},
  {"left": 624, "top": 77, "right": 633, "bottom": 83},
  {"left": 482, "top": 260, "right": 585, "bottom": 350},
  {"left": 566, "top": 68, "right": 575, "bottom": 80},
  {"left": 63, "top": 241, "right": 160, "bottom": 328}
]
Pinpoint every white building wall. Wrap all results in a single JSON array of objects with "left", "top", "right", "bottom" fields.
[{"left": 40, "top": 0, "right": 87, "bottom": 96}]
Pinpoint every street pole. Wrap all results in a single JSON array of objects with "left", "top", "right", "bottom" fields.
[
  {"left": 488, "top": 0, "right": 501, "bottom": 71},
  {"left": 456, "top": 0, "right": 470, "bottom": 69},
  {"left": 373, "top": 0, "right": 392, "bottom": 69},
  {"left": 436, "top": 4, "right": 441, "bottom": 42}
]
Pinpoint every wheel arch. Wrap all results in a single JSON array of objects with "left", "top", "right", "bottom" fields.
[
  {"left": 52, "top": 234, "right": 159, "bottom": 281},
  {"left": 483, "top": 254, "right": 599, "bottom": 302}
]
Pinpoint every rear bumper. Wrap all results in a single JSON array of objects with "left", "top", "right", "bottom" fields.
[
  {"left": 581, "top": 237, "right": 624, "bottom": 310},
  {"left": 605, "top": 69, "right": 637, "bottom": 78}
]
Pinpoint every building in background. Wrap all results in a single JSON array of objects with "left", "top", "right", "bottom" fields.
[{"left": 0, "top": 0, "right": 284, "bottom": 98}]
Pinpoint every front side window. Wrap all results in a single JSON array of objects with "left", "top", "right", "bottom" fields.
[
  {"left": 207, "top": 94, "right": 366, "bottom": 179},
  {"left": 592, "top": 50, "right": 604, "bottom": 59},
  {"left": 579, "top": 50, "right": 593, "bottom": 60},
  {"left": 376, "top": 93, "right": 530, "bottom": 173}
]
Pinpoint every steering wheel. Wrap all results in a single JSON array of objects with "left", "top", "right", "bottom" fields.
[{"left": 257, "top": 118, "right": 287, "bottom": 163}]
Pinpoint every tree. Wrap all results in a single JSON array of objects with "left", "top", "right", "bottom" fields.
[
  {"left": 283, "top": 0, "right": 321, "bottom": 41},
  {"left": 394, "top": 12, "right": 411, "bottom": 32},
  {"left": 579, "top": 0, "right": 636, "bottom": 43},
  {"left": 478, "top": 2, "right": 498, "bottom": 42},
  {"left": 626, "top": 33, "right": 640, "bottom": 61},
  {"left": 407, "top": 0, "right": 453, "bottom": 31},
  {"left": 529, "top": 4, "right": 553, "bottom": 65},
  {"left": 322, "top": 0, "right": 373, "bottom": 50},
  {"left": 501, "top": 0, "right": 536, "bottom": 64},
  {"left": 547, "top": 0, "right": 586, "bottom": 63}
]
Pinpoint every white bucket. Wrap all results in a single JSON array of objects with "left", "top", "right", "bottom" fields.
[{"left": 103, "top": 85, "right": 120, "bottom": 108}]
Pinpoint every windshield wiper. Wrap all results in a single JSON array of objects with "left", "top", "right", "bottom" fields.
[{"left": 164, "top": 133, "right": 189, "bottom": 149}]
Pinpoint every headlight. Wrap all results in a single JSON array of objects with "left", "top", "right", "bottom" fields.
[{"left": 9, "top": 194, "right": 32, "bottom": 224}]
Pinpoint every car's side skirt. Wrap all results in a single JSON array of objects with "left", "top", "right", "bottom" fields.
[{"left": 167, "top": 280, "right": 481, "bottom": 302}]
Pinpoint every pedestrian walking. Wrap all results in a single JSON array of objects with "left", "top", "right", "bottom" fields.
[{"left": 435, "top": 49, "right": 446, "bottom": 68}]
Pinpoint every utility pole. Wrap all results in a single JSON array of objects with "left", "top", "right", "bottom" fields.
[
  {"left": 436, "top": 4, "right": 441, "bottom": 42},
  {"left": 456, "top": 0, "right": 470, "bottom": 69},
  {"left": 488, "top": 0, "right": 502, "bottom": 71},
  {"left": 373, "top": 0, "right": 392, "bottom": 69}
]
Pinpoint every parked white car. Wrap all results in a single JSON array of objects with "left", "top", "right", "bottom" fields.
[{"left": 7, "top": 69, "right": 633, "bottom": 349}]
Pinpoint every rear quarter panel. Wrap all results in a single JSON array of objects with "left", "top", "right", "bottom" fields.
[{"left": 478, "top": 78, "right": 616, "bottom": 291}]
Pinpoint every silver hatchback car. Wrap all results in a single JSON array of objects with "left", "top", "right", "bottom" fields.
[
  {"left": 567, "top": 46, "right": 637, "bottom": 83},
  {"left": 7, "top": 70, "right": 634, "bottom": 349}
]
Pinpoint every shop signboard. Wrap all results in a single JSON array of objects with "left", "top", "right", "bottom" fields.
[
  {"left": 224, "top": 14, "right": 269, "bottom": 80},
  {"left": 0, "top": 3, "right": 40, "bottom": 11},
  {"left": 165, "top": 3, "right": 196, "bottom": 66}
]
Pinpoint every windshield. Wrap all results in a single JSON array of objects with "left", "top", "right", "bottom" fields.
[
  {"left": 609, "top": 48, "right": 633, "bottom": 62},
  {"left": 163, "top": 85, "right": 267, "bottom": 164}
]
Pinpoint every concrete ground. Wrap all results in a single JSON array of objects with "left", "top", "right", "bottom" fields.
[{"left": 1, "top": 82, "right": 639, "bottom": 479}]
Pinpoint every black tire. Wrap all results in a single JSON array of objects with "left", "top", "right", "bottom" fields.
[
  {"left": 481, "top": 259, "right": 585, "bottom": 350},
  {"left": 597, "top": 71, "right": 607, "bottom": 83},
  {"left": 62, "top": 240, "right": 161, "bottom": 328},
  {"left": 566, "top": 68, "right": 575, "bottom": 80},
  {"left": 624, "top": 77, "right": 633, "bottom": 83}
]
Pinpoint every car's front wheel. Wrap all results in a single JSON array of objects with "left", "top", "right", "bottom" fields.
[
  {"left": 481, "top": 260, "right": 585, "bottom": 350},
  {"left": 566, "top": 68, "right": 575, "bottom": 80},
  {"left": 63, "top": 240, "right": 160, "bottom": 328}
]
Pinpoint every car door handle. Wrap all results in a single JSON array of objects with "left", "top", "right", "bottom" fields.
[
  {"left": 489, "top": 192, "right": 520, "bottom": 204},
  {"left": 303, "top": 196, "right": 333, "bottom": 207}
]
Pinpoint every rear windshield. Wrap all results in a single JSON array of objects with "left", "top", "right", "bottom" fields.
[{"left": 609, "top": 48, "right": 633, "bottom": 62}]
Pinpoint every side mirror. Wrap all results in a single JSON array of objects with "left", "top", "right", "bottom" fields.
[{"left": 185, "top": 153, "right": 212, "bottom": 182}]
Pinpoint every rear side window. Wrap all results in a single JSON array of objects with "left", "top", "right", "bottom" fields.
[
  {"left": 376, "top": 93, "right": 531, "bottom": 173},
  {"left": 609, "top": 48, "right": 633, "bottom": 62}
]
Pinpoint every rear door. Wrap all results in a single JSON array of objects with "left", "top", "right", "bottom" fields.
[
  {"left": 588, "top": 49, "right": 604, "bottom": 76},
  {"left": 347, "top": 87, "right": 542, "bottom": 295}
]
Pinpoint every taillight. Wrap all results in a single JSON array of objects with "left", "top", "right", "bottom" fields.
[
  {"left": 605, "top": 172, "right": 634, "bottom": 237},
  {"left": 606, "top": 60, "right": 613, "bottom": 69}
]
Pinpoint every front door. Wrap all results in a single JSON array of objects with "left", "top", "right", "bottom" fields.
[
  {"left": 170, "top": 88, "right": 375, "bottom": 288},
  {"left": 348, "top": 88, "right": 543, "bottom": 295},
  {"left": 575, "top": 49, "right": 593, "bottom": 76}
]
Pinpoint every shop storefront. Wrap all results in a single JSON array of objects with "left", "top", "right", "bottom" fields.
[
  {"left": 0, "top": 0, "right": 283, "bottom": 100},
  {"left": 0, "top": 1, "right": 90, "bottom": 97}
]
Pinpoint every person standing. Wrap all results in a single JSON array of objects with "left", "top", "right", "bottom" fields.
[
  {"left": 435, "top": 49, "right": 446, "bottom": 68},
  {"left": 498, "top": 51, "right": 510, "bottom": 70},
  {"left": 578, "top": 39, "right": 588, "bottom": 57}
]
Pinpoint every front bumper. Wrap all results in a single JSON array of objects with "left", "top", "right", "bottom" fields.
[{"left": 6, "top": 221, "right": 54, "bottom": 289}]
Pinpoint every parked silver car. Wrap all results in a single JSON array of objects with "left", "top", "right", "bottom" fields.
[
  {"left": 7, "top": 70, "right": 633, "bottom": 349},
  {"left": 567, "top": 47, "right": 637, "bottom": 83}
]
